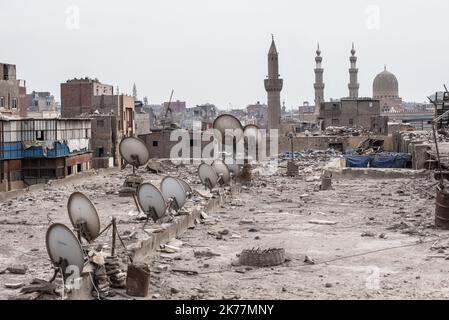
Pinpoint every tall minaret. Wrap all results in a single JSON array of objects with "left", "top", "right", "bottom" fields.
[
  {"left": 348, "top": 43, "right": 359, "bottom": 98},
  {"left": 264, "top": 35, "right": 283, "bottom": 131},
  {"left": 314, "top": 43, "right": 325, "bottom": 115}
]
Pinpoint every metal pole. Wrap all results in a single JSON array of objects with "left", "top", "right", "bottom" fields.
[{"left": 111, "top": 218, "right": 117, "bottom": 257}]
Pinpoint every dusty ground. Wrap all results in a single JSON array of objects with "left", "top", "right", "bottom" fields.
[{"left": 1, "top": 160, "right": 449, "bottom": 300}]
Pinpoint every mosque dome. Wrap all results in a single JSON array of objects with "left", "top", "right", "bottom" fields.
[{"left": 373, "top": 67, "right": 399, "bottom": 98}]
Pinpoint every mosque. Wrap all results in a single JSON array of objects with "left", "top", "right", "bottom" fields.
[{"left": 264, "top": 37, "right": 402, "bottom": 132}]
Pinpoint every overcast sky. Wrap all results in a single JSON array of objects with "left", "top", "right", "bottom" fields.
[{"left": 1, "top": 0, "right": 448, "bottom": 109}]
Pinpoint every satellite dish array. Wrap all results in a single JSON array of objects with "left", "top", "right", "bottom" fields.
[
  {"left": 44, "top": 117, "right": 259, "bottom": 283},
  {"left": 45, "top": 192, "right": 131, "bottom": 282}
]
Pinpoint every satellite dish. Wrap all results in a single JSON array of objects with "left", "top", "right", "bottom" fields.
[
  {"left": 67, "top": 192, "right": 101, "bottom": 242},
  {"left": 227, "top": 162, "right": 242, "bottom": 177},
  {"left": 119, "top": 137, "right": 151, "bottom": 169},
  {"left": 212, "top": 159, "right": 231, "bottom": 185},
  {"left": 198, "top": 163, "right": 218, "bottom": 190},
  {"left": 137, "top": 183, "right": 167, "bottom": 220},
  {"left": 213, "top": 114, "right": 244, "bottom": 144},
  {"left": 46, "top": 223, "right": 85, "bottom": 278},
  {"left": 244, "top": 124, "right": 263, "bottom": 144},
  {"left": 161, "top": 176, "right": 187, "bottom": 211},
  {"left": 177, "top": 178, "right": 192, "bottom": 195}
]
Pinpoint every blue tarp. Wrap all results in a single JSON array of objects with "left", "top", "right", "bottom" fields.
[{"left": 345, "top": 153, "right": 411, "bottom": 169}]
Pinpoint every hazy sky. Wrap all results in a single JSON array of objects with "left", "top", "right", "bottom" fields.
[{"left": 1, "top": 0, "right": 448, "bottom": 109}]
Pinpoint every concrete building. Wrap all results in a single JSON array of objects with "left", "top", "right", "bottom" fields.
[
  {"left": 318, "top": 98, "right": 388, "bottom": 135},
  {"left": 60, "top": 78, "right": 114, "bottom": 118},
  {"left": 314, "top": 44, "right": 325, "bottom": 116},
  {"left": 348, "top": 44, "right": 360, "bottom": 99},
  {"left": 90, "top": 95, "right": 135, "bottom": 166},
  {"left": 0, "top": 117, "right": 92, "bottom": 191},
  {"left": 246, "top": 102, "right": 267, "bottom": 128},
  {"left": 373, "top": 66, "right": 403, "bottom": 112},
  {"left": 264, "top": 37, "right": 283, "bottom": 131},
  {"left": 26, "top": 91, "right": 56, "bottom": 114},
  {"left": 0, "top": 63, "right": 27, "bottom": 117},
  {"left": 60, "top": 78, "right": 134, "bottom": 167}
]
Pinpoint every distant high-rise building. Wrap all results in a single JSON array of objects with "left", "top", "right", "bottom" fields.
[
  {"left": 348, "top": 43, "right": 359, "bottom": 99},
  {"left": 264, "top": 36, "right": 283, "bottom": 131}
]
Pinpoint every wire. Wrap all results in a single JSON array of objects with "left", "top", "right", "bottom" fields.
[{"left": 89, "top": 272, "right": 101, "bottom": 300}]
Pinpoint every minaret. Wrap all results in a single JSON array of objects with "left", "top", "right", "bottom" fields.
[
  {"left": 348, "top": 43, "right": 359, "bottom": 98},
  {"left": 264, "top": 35, "right": 283, "bottom": 131},
  {"left": 314, "top": 43, "right": 325, "bottom": 115}
]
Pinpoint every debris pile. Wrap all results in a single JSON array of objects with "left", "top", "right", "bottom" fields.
[
  {"left": 323, "top": 126, "right": 371, "bottom": 137},
  {"left": 105, "top": 256, "right": 126, "bottom": 289}
]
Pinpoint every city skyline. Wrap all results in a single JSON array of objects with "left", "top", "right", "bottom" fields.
[{"left": 1, "top": 0, "right": 448, "bottom": 109}]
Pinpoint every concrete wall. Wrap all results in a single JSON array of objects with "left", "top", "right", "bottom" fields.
[
  {"left": 279, "top": 135, "right": 394, "bottom": 154},
  {"left": 135, "top": 112, "right": 150, "bottom": 135},
  {"left": 318, "top": 98, "right": 387, "bottom": 134}
]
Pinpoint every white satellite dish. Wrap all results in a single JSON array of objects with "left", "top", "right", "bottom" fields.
[
  {"left": 161, "top": 176, "right": 187, "bottom": 211},
  {"left": 198, "top": 163, "right": 218, "bottom": 190},
  {"left": 213, "top": 114, "right": 244, "bottom": 144},
  {"left": 212, "top": 159, "right": 231, "bottom": 185},
  {"left": 177, "top": 178, "right": 192, "bottom": 195},
  {"left": 119, "top": 137, "right": 151, "bottom": 170},
  {"left": 137, "top": 183, "right": 167, "bottom": 222},
  {"left": 46, "top": 223, "right": 85, "bottom": 279},
  {"left": 67, "top": 192, "right": 101, "bottom": 242}
]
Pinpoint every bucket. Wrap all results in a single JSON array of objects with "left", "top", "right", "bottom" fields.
[
  {"left": 126, "top": 263, "right": 151, "bottom": 297},
  {"left": 435, "top": 188, "right": 449, "bottom": 229}
]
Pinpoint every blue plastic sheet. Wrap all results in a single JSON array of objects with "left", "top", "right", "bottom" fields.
[{"left": 345, "top": 153, "right": 411, "bottom": 169}]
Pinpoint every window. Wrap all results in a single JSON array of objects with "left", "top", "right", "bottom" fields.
[
  {"left": 36, "top": 130, "right": 44, "bottom": 141},
  {"left": 332, "top": 119, "right": 339, "bottom": 125},
  {"left": 0, "top": 97, "right": 4, "bottom": 108},
  {"left": 349, "top": 119, "right": 354, "bottom": 125},
  {"left": 153, "top": 141, "right": 159, "bottom": 147},
  {"left": 12, "top": 98, "right": 17, "bottom": 109}
]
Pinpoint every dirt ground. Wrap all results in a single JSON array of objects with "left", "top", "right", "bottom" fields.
[{"left": 1, "top": 160, "right": 449, "bottom": 300}]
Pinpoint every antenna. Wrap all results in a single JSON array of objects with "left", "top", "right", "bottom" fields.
[{"left": 163, "top": 90, "right": 175, "bottom": 130}]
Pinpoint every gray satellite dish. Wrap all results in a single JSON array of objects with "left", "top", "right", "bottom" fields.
[
  {"left": 67, "top": 192, "right": 101, "bottom": 242},
  {"left": 227, "top": 162, "right": 242, "bottom": 177},
  {"left": 177, "top": 178, "right": 192, "bottom": 195},
  {"left": 212, "top": 159, "right": 231, "bottom": 185},
  {"left": 119, "top": 137, "right": 151, "bottom": 170},
  {"left": 46, "top": 223, "right": 85, "bottom": 278},
  {"left": 213, "top": 114, "right": 244, "bottom": 144},
  {"left": 161, "top": 176, "right": 187, "bottom": 211},
  {"left": 198, "top": 163, "right": 218, "bottom": 190},
  {"left": 137, "top": 183, "right": 167, "bottom": 222},
  {"left": 244, "top": 124, "right": 263, "bottom": 144}
]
